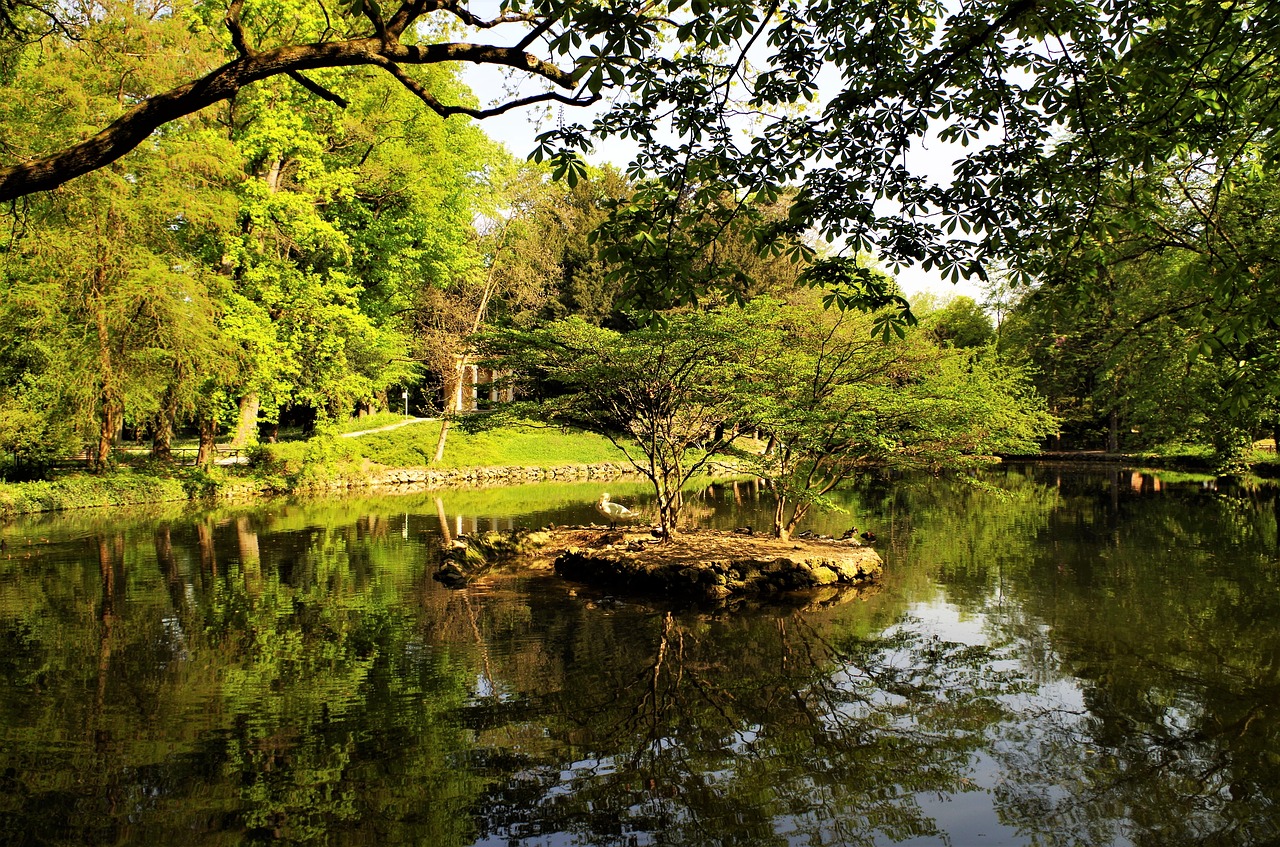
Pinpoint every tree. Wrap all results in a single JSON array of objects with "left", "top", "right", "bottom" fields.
[
  {"left": 0, "top": 1, "right": 500, "bottom": 468},
  {"left": 0, "top": 1, "right": 242, "bottom": 469},
  {"left": 1001, "top": 155, "right": 1280, "bottom": 469},
  {"left": 481, "top": 311, "right": 772, "bottom": 537},
  {"left": 737, "top": 297, "right": 1054, "bottom": 539},
  {"left": 923, "top": 295, "right": 995, "bottom": 349},
  {"left": 489, "top": 165, "right": 634, "bottom": 328}
]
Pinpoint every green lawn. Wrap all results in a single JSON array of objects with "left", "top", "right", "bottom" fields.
[{"left": 269, "top": 419, "right": 632, "bottom": 470}]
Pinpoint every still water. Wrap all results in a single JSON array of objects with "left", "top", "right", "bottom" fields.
[{"left": 1, "top": 466, "right": 1277, "bottom": 846}]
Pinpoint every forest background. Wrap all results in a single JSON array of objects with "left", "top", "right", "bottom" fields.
[{"left": 1, "top": 0, "right": 1278, "bottom": 493}]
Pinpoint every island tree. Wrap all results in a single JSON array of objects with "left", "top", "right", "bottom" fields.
[
  {"left": 734, "top": 297, "right": 1055, "bottom": 540},
  {"left": 479, "top": 310, "right": 773, "bottom": 537},
  {"left": 484, "top": 295, "right": 1054, "bottom": 540}
]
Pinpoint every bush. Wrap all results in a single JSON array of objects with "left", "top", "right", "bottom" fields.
[{"left": 0, "top": 468, "right": 190, "bottom": 518}]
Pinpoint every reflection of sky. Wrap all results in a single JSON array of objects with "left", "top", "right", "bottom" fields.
[
  {"left": 899, "top": 598, "right": 989, "bottom": 645},
  {"left": 879, "top": 600, "right": 1109, "bottom": 847}
]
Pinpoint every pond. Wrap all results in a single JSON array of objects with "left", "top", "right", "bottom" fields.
[{"left": 1, "top": 466, "right": 1278, "bottom": 846}]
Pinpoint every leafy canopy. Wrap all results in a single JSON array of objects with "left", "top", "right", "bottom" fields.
[{"left": 1, "top": 0, "right": 1276, "bottom": 320}]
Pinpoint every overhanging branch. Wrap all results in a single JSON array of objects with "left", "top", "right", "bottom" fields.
[
  {"left": 373, "top": 55, "right": 598, "bottom": 117},
  {"left": 0, "top": 33, "right": 584, "bottom": 201}
]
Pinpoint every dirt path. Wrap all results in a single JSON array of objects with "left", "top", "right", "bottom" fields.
[{"left": 338, "top": 417, "right": 436, "bottom": 438}]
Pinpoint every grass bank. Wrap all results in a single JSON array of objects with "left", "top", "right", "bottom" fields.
[
  {"left": 1024, "top": 442, "right": 1280, "bottom": 477},
  {"left": 0, "top": 421, "right": 635, "bottom": 518}
]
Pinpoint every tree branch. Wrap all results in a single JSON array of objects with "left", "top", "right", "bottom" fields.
[
  {"left": 0, "top": 37, "right": 583, "bottom": 201},
  {"left": 372, "top": 54, "right": 597, "bottom": 118},
  {"left": 443, "top": 1, "right": 537, "bottom": 30},
  {"left": 287, "top": 70, "right": 348, "bottom": 107},
  {"left": 513, "top": 14, "right": 557, "bottom": 52},
  {"left": 224, "top": 0, "right": 252, "bottom": 57}
]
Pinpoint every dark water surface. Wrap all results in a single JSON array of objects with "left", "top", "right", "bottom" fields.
[{"left": 1, "top": 466, "right": 1278, "bottom": 846}]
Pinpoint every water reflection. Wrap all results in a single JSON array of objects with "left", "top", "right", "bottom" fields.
[{"left": 0, "top": 468, "right": 1279, "bottom": 845}]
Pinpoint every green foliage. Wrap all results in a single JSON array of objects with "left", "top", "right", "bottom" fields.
[
  {"left": 0, "top": 2, "right": 505, "bottom": 469},
  {"left": 922, "top": 295, "right": 995, "bottom": 349},
  {"left": 483, "top": 297, "right": 1055, "bottom": 537},
  {"left": 732, "top": 296, "right": 1055, "bottom": 537},
  {"left": 480, "top": 310, "right": 774, "bottom": 533},
  {"left": 0, "top": 468, "right": 188, "bottom": 518},
  {"left": 264, "top": 433, "right": 364, "bottom": 486},
  {"left": 1001, "top": 159, "right": 1280, "bottom": 468}
]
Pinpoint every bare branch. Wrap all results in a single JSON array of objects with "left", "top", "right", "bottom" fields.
[
  {"left": 288, "top": 70, "right": 349, "bottom": 108},
  {"left": 372, "top": 54, "right": 597, "bottom": 118},
  {"left": 443, "top": 1, "right": 538, "bottom": 29}
]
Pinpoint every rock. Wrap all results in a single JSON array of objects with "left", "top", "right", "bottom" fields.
[
  {"left": 433, "top": 528, "right": 555, "bottom": 586},
  {"left": 550, "top": 527, "right": 882, "bottom": 604}
]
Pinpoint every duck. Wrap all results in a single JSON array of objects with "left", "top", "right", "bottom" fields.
[
  {"left": 596, "top": 492, "right": 638, "bottom": 526},
  {"left": 860, "top": 530, "right": 877, "bottom": 542}
]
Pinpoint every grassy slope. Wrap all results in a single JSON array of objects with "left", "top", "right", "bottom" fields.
[{"left": 271, "top": 420, "right": 632, "bottom": 470}]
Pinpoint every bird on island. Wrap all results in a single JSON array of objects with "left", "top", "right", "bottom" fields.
[
  {"left": 860, "top": 530, "right": 877, "bottom": 542},
  {"left": 596, "top": 492, "right": 638, "bottom": 526},
  {"left": 839, "top": 527, "right": 858, "bottom": 541}
]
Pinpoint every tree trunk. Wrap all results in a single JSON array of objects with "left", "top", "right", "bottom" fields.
[
  {"left": 230, "top": 392, "right": 260, "bottom": 447},
  {"left": 433, "top": 365, "right": 463, "bottom": 464},
  {"left": 94, "top": 400, "right": 119, "bottom": 472},
  {"left": 1107, "top": 408, "right": 1120, "bottom": 454},
  {"left": 151, "top": 413, "right": 173, "bottom": 462},
  {"left": 152, "top": 383, "right": 180, "bottom": 461},
  {"left": 196, "top": 415, "right": 218, "bottom": 467},
  {"left": 783, "top": 504, "right": 809, "bottom": 540},
  {"left": 432, "top": 416, "right": 451, "bottom": 464},
  {"left": 91, "top": 261, "right": 118, "bottom": 473}
]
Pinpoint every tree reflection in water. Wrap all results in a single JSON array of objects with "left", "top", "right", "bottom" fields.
[
  {"left": 463, "top": 606, "right": 1025, "bottom": 847},
  {"left": 973, "top": 474, "right": 1280, "bottom": 847}
]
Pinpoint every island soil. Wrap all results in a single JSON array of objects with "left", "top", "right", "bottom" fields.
[{"left": 436, "top": 525, "right": 883, "bottom": 605}]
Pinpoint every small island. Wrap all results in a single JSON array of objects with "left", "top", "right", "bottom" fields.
[{"left": 435, "top": 525, "right": 883, "bottom": 604}]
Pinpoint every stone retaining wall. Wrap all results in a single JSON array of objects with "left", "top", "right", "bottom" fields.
[{"left": 294, "top": 461, "right": 640, "bottom": 492}]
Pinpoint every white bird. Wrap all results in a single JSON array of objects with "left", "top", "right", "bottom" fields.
[{"left": 596, "top": 492, "right": 638, "bottom": 525}]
